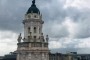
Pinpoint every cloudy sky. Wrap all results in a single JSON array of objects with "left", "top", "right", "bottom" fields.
[{"left": 0, "top": 0, "right": 90, "bottom": 56}]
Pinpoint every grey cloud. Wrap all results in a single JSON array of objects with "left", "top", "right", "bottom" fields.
[
  {"left": 39, "top": 0, "right": 90, "bottom": 39},
  {"left": 0, "top": 0, "right": 28, "bottom": 32},
  {"left": 43, "top": 21, "right": 69, "bottom": 38},
  {"left": 66, "top": 9, "right": 90, "bottom": 38},
  {"left": 43, "top": 6, "right": 90, "bottom": 39},
  {"left": 75, "top": 20, "right": 90, "bottom": 38}
]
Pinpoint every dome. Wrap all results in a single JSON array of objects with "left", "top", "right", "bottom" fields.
[{"left": 27, "top": 0, "right": 40, "bottom": 14}]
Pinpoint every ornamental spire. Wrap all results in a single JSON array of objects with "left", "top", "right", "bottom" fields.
[{"left": 32, "top": 0, "right": 35, "bottom": 5}]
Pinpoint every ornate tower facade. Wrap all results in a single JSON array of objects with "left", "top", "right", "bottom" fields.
[{"left": 17, "top": 0, "right": 49, "bottom": 60}]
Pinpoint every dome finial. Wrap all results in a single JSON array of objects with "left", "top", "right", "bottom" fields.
[{"left": 32, "top": 0, "right": 35, "bottom": 5}]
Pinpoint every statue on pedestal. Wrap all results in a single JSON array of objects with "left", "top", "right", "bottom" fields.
[{"left": 17, "top": 33, "right": 22, "bottom": 43}]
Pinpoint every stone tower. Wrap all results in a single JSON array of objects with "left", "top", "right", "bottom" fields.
[{"left": 16, "top": 0, "right": 49, "bottom": 60}]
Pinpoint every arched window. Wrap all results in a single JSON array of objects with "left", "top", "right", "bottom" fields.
[
  {"left": 28, "top": 27, "right": 30, "bottom": 33},
  {"left": 34, "top": 27, "right": 36, "bottom": 33},
  {"left": 28, "top": 36, "right": 30, "bottom": 40},
  {"left": 34, "top": 36, "right": 36, "bottom": 39},
  {"left": 34, "top": 36, "right": 36, "bottom": 42}
]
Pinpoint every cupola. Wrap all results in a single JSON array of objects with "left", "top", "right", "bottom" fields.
[{"left": 27, "top": 0, "right": 40, "bottom": 14}]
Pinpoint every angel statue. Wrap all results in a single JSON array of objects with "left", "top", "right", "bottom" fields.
[{"left": 17, "top": 33, "right": 22, "bottom": 43}]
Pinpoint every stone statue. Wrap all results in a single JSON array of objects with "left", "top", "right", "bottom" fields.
[
  {"left": 23, "top": 38, "right": 26, "bottom": 42},
  {"left": 46, "top": 35, "right": 49, "bottom": 42},
  {"left": 17, "top": 33, "right": 22, "bottom": 43}
]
